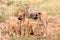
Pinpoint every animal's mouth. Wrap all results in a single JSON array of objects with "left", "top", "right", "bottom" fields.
[
  {"left": 18, "top": 17, "right": 23, "bottom": 20},
  {"left": 30, "top": 30, "right": 34, "bottom": 35},
  {"left": 34, "top": 17, "right": 38, "bottom": 19}
]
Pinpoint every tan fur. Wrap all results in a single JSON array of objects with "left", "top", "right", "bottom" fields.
[
  {"left": 11, "top": 11, "right": 48, "bottom": 37},
  {"left": 32, "top": 12, "right": 48, "bottom": 36},
  {"left": 17, "top": 12, "right": 30, "bottom": 36},
  {"left": 38, "top": 12, "right": 48, "bottom": 36}
]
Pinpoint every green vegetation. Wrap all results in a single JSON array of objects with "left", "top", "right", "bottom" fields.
[
  {"left": 0, "top": 12, "right": 10, "bottom": 22},
  {"left": 0, "top": 0, "right": 60, "bottom": 22},
  {"left": 29, "top": 14, "right": 34, "bottom": 19}
]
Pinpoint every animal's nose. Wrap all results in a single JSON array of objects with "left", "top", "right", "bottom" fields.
[
  {"left": 34, "top": 17, "right": 38, "bottom": 19},
  {"left": 30, "top": 30, "right": 34, "bottom": 35},
  {"left": 18, "top": 17, "right": 22, "bottom": 20}
]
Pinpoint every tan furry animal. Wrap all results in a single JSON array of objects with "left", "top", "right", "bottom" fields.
[
  {"left": 17, "top": 12, "right": 30, "bottom": 36},
  {"left": 31, "top": 12, "right": 48, "bottom": 36},
  {"left": 31, "top": 13, "right": 42, "bottom": 36}
]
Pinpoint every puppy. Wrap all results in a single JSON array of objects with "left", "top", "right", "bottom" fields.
[
  {"left": 17, "top": 12, "right": 29, "bottom": 36},
  {"left": 32, "top": 13, "right": 42, "bottom": 36},
  {"left": 32, "top": 12, "right": 48, "bottom": 36}
]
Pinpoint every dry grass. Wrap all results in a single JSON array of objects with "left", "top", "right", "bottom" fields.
[{"left": 0, "top": 0, "right": 60, "bottom": 40}]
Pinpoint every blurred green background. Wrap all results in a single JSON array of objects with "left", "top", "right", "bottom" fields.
[{"left": 0, "top": 0, "right": 60, "bottom": 22}]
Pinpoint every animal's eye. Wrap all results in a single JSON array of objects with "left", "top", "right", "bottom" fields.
[
  {"left": 35, "top": 14, "right": 38, "bottom": 16},
  {"left": 20, "top": 15, "right": 22, "bottom": 17},
  {"left": 23, "top": 14, "right": 25, "bottom": 16},
  {"left": 38, "top": 13, "right": 41, "bottom": 15}
]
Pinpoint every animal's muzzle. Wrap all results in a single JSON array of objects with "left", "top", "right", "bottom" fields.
[
  {"left": 34, "top": 17, "right": 38, "bottom": 19},
  {"left": 18, "top": 17, "right": 22, "bottom": 20}
]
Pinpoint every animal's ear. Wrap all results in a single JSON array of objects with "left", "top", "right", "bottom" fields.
[
  {"left": 35, "top": 14, "right": 38, "bottom": 16},
  {"left": 23, "top": 13, "right": 25, "bottom": 16}
]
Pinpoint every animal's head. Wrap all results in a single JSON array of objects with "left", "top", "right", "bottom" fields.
[
  {"left": 33, "top": 12, "right": 42, "bottom": 20},
  {"left": 17, "top": 12, "right": 25, "bottom": 20}
]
